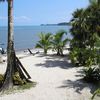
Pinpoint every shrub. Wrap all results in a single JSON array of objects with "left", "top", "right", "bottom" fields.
[
  {"left": 13, "top": 72, "right": 26, "bottom": 85},
  {"left": 0, "top": 56, "right": 3, "bottom": 63},
  {"left": 35, "top": 33, "right": 52, "bottom": 54},
  {"left": 84, "top": 67, "right": 100, "bottom": 83},
  {"left": 52, "top": 30, "right": 68, "bottom": 56},
  {"left": 0, "top": 74, "right": 4, "bottom": 87},
  {"left": 69, "top": 47, "right": 80, "bottom": 65},
  {"left": 70, "top": 2, "right": 100, "bottom": 67},
  {"left": 69, "top": 48, "right": 99, "bottom": 67},
  {"left": 92, "top": 88, "right": 100, "bottom": 100}
]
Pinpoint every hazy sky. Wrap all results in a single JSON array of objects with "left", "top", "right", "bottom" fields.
[{"left": 0, "top": 0, "right": 89, "bottom": 26}]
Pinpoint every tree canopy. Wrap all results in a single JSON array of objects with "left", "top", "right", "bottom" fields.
[{"left": 70, "top": 0, "right": 100, "bottom": 66}]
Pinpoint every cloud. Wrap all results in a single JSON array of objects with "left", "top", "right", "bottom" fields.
[
  {"left": 0, "top": 16, "right": 32, "bottom": 25},
  {"left": 0, "top": 16, "right": 31, "bottom": 21},
  {"left": 0, "top": 16, "right": 7, "bottom": 20},
  {"left": 14, "top": 16, "right": 32, "bottom": 22}
]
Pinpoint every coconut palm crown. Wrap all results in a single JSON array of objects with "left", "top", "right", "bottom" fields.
[
  {"left": 35, "top": 33, "right": 52, "bottom": 54},
  {"left": 52, "top": 30, "right": 68, "bottom": 56}
]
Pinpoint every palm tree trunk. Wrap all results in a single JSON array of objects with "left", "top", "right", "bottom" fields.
[
  {"left": 57, "top": 48, "right": 60, "bottom": 55},
  {"left": 0, "top": 0, "right": 15, "bottom": 91},
  {"left": 44, "top": 49, "right": 47, "bottom": 54},
  {"left": 0, "top": 0, "right": 32, "bottom": 92}
]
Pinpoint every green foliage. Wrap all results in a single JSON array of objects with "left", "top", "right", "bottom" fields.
[
  {"left": 92, "top": 88, "right": 100, "bottom": 100},
  {"left": 69, "top": 2, "right": 100, "bottom": 95},
  {"left": 52, "top": 30, "right": 68, "bottom": 55},
  {"left": 69, "top": 47, "right": 99, "bottom": 67},
  {"left": 17, "top": 82, "right": 36, "bottom": 90},
  {"left": 36, "top": 30, "right": 69, "bottom": 55},
  {"left": 69, "top": 47, "right": 80, "bottom": 65},
  {"left": 0, "top": 56, "right": 3, "bottom": 63},
  {"left": 95, "top": 38, "right": 100, "bottom": 47},
  {"left": 84, "top": 67, "right": 100, "bottom": 83},
  {"left": 0, "top": 72, "right": 27, "bottom": 86},
  {"left": 1, "top": 82, "right": 36, "bottom": 95},
  {"left": 83, "top": 49, "right": 99, "bottom": 67},
  {"left": 35, "top": 32, "right": 52, "bottom": 54},
  {"left": 70, "top": 2, "right": 100, "bottom": 66},
  {"left": 89, "top": 0, "right": 100, "bottom": 5},
  {"left": 0, "top": 73, "right": 36, "bottom": 94},
  {"left": 13, "top": 72, "right": 26, "bottom": 85},
  {"left": 0, "top": 74, "right": 4, "bottom": 87}
]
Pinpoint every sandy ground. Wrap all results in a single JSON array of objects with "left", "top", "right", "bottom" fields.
[{"left": 0, "top": 50, "right": 99, "bottom": 100}]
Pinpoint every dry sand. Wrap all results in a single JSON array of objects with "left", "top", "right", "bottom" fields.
[{"left": 0, "top": 50, "right": 99, "bottom": 100}]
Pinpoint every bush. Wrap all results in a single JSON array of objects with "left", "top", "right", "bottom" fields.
[
  {"left": 0, "top": 72, "right": 27, "bottom": 86},
  {"left": 0, "top": 56, "right": 3, "bottom": 63},
  {"left": 82, "top": 48, "right": 99, "bottom": 67},
  {"left": 69, "top": 48, "right": 99, "bottom": 67},
  {"left": 84, "top": 67, "right": 100, "bottom": 83},
  {"left": 92, "top": 88, "right": 100, "bottom": 100},
  {"left": 70, "top": 2, "right": 100, "bottom": 67},
  {"left": 0, "top": 74, "right": 4, "bottom": 87},
  {"left": 13, "top": 72, "right": 26, "bottom": 85},
  {"left": 69, "top": 47, "right": 80, "bottom": 65},
  {"left": 35, "top": 33, "right": 52, "bottom": 54}
]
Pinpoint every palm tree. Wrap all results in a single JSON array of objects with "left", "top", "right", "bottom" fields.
[
  {"left": 89, "top": 0, "right": 100, "bottom": 4},
  {"left": 35, "top": 33, "right": 52, "bottom": 54},
  {"left": 0, "top": 0, "right": 31, "bottom": 92},
  {"left": 52, "top": 30, "right": 68, "bottom": 56},
  {"left": 0, "top": 0, "right": 15, "bottom": 91},
  {"left": 92, "top": 88, "right": 100, "bottom": 99},
  {"left": 70, "top": 8, "right": 89, "bottom": 49}
]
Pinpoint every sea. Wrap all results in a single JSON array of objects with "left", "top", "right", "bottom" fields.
[{"left": 0, "top": 25, "right": 72, "bottom": 51}]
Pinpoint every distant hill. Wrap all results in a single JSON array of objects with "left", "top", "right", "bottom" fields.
[
  {"left": 40, "top": 22, "right": 71, "bottom": 26},
  {"left": 41, "top": 24, "right": 57, "bottom": 26},
  {"left": 58, "top": 22, "right": 71, "bottom": 26}
]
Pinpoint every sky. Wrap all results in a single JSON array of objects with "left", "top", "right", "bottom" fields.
[{"left": 0, "top": 0, "right": 89, "bottom": 26}]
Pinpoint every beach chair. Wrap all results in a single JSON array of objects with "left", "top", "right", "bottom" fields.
[{"left": 27, "top": 48, "right": 39, "bottom": 55}]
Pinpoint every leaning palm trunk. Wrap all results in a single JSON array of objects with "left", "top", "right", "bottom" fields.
[
  {"left": 57, "top": 48, "right": 60, "bottom": 55},
  {"left": 44, "top": 48, "right": 47, "bottom": 54},
  {"left": 1, "top": 0, "right": 15, "bottom": 90},
  {"left": 0, "top": 0, "right": 31, "bottom": 92}
]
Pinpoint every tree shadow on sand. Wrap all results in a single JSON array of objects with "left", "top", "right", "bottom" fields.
[
  {"left": 58, "top": 79, "right": 98, "bottom": 94},
  {"left": 35, "top": 54, "right": 74, "bottom": 69}
]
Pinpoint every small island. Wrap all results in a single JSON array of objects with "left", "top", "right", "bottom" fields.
[{"left": 40, "top": 22, "right": 71, "bottom": 26}]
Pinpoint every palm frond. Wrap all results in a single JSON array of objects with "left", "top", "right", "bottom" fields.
[
  {"left": 52, "top": 30, "right": 68, "bottom": 55},
  {"left": 91, "top": 88, "right": 100, "bottom": 100},
  {"left": 55, "top": 30, "right": 67, "bottom": 41},
  {"left": 45, "top": 33, "right": 52, "bottom": 39},
  {"left": 35, "top": 32, "right": 52, "bottom": 54},
  {"left": 63, "top": 38, "right": 69, "bottom": 46},
  {"left": 35, "top": 43, "right": 43, "bottom": 48}
]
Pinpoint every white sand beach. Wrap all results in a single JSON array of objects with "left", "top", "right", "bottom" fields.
[{"left": 0, "top": 49, "right": 99, "bottom": 100}]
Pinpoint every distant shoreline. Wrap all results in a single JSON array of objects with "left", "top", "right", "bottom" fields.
[
  {"left": 0, "top": 24, "right": 71, "bottom": 27},
  {"left": 40, "top": 23, "right": 71, "bottom": 26}
]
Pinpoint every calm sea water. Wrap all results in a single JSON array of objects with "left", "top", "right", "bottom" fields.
[{"left": 0, "top": 25, "right": 71, "bottom": 51}]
